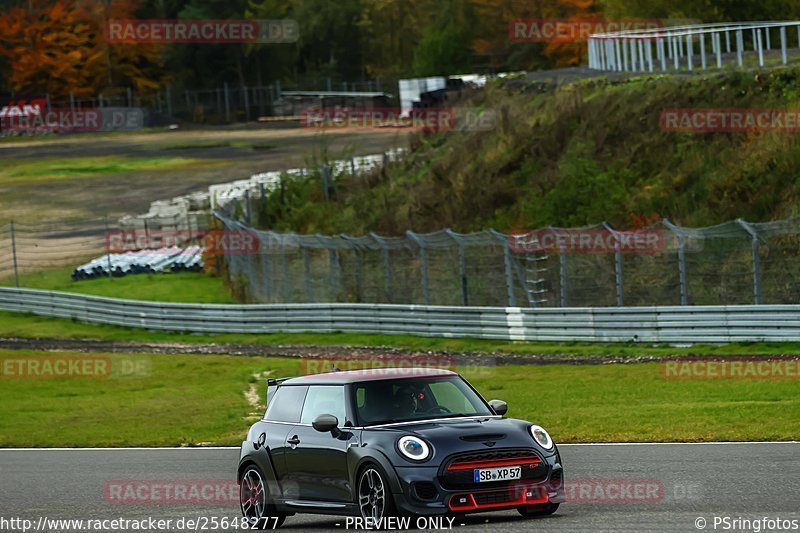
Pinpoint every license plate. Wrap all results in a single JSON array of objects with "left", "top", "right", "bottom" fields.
[{"left": 474, "top": 466, "right": 522, "bottom": 483}]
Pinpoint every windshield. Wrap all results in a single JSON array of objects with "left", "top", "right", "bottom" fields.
[{"left": 353, "top": 376, "right": 494, "bottom": 426}]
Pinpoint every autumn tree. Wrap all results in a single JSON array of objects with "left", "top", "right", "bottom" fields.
[{"left": 0, "top": 0, "right": 163, "bottom": 99}]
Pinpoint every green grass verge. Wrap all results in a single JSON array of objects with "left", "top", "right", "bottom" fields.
[
  {"left": 0, "top": 349, "right": 797, "bottom": 447},
  {"left": 3, "top": 309, "right": 800, "bottom": 357},
  {"left": 1, "top": 266, "right": 234, "bottom": 304},
  {"left": 0, "top": 156, "right": 203, "bottom": 184}
]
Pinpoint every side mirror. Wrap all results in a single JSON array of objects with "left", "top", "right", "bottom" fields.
[
  {"left": 488, "top": 399, "right": 508, "bottom": 416},
  {"left": 312, "top": 414, "right": 341, "bottom": 436}
]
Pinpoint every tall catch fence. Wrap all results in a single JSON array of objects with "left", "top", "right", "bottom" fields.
[
  {"left": 213, "top": 208, "right": 800, "bottom": 308},
  {"left": 5, "top": 210, "right": 800, "bottom": 308}
]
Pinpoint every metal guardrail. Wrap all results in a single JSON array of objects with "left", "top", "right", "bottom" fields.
[
  {"left": 588, "top": 21, "right": 800, "bottom": 72},
  {"left": 2, "top": 287, "right": 800, "bottom": 343}
]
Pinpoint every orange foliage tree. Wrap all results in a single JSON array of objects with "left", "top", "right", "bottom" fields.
[
  {"left": 0, "top": 0, "right": 163, "bottom": 99},
  {"left": 472, "top": 0, "right": 600, "bottom": 70}
]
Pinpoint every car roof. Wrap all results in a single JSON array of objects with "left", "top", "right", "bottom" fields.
[{"left": 280, "top": 367, "right": 457, "bottom": 385}]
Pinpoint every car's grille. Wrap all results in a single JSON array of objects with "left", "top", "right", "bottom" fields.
[
  {"left": 448, "top": 483, "right": 549, "bottom": 512},
  {"left": 413, "top": 481, "right": 438, "bottom": 501},
  {"left": 438, "top": 448, "right": 548, "bottom": 490},
  {"left": 474, "top": 489, "right": 515, "bottom": 506}
]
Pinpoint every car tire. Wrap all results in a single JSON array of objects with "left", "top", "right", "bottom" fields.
[
  {"left": 357, "top": 464, "right": 397, "bottom": 523},
  {"left": 240, "top": 464, "right": 287, "bottom": 529},
  {"left": 517, "top": 502, "right": 559, "bottom": 517}
]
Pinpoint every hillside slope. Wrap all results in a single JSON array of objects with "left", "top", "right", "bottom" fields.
[{"left": 257, "top": 67, "right": 800, "bottom": 235}]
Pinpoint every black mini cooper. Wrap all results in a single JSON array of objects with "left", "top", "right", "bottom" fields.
[{"left": 237, "top": 368, "right": 564, "bottom": 528}]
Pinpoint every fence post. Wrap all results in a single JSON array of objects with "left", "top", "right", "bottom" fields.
[
  {"left": 342, "top": 235, "right": 363, "bottom": 302},
  {"left": 262, "top": 240, "right": 271, "bottom": 302},
  {"left": 488, "top": 230, "right": 518, "bottom": 307},
  {"left": 737, "top": 220, "right": 762, "bottom": 304},
  {"left": 737, "top": 30, "right": 744, "bottom": 67},
  {"left": 328, "top": 249, "right": 339, "bottom": 301},
  {"left": 321, "top": 164, "right": 331, "bottom": 202},
  {"left": 446, "top": 229, "right": 468, "bottom": 306},
  {"left": 603, "top": 223, "right": 624, "bottom": 306},
  {"left": 700, "top": 32, "right": 707, "bottom": 69},
  {"left": 622, "top": 39, "right": 629, "bottom": 70},
  {"left": 281, "top": 239, "right": 290, "bottom": 302},
  {"left": 10, "top": 221, "right": 19, "bottom": 288},
  {"left": 300, "top": 246, "right": 313, "bottom": 302},
  {"left": 371, "top": 232, "right": 393, "bottom": 303},
  {"left": 406, "top": 231, "right": 430, "bottom": 305},
  {"left": 242, "top": 85, "right": 250, "bottom": 121},
  {"left": 756, "top": 29, "right": 764, "bottom": 67},
  {"left": 354, "top": 249, "right": 363, "bottom": 302},
  {"left": 224, "top": 82, "right": 231, "bottom": 123},
  {"left": 781, "top": 26, "right": 788, "bottom": 64},
  {"left": 559, "top": 245, "right": 568, "bottom": 307},
  {"left": 673, "top": 37, "right": 680, "bottom": 69},
  {"left": 104, "top": 215, "right": 113, "bottom": 281},
  {"left": 664, "top": 219, "right": 689, "bottom": 305},
  {"left": 166, "top": 86, "right": 173, "bottom": 118},
  {"left": 677, "top": 236, "right": 688, "bottom": 306}
]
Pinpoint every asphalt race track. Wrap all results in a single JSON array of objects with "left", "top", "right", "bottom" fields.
[{"left": 1, "top": 443, "right": 798, "bottom": 532}]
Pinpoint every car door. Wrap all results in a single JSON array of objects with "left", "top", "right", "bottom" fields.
[
  {"left": 283, "top": 385, "right": 356, "bottom": 503},
  {"left": 260, "top": 385, "right": 308, "bottom": 498}
]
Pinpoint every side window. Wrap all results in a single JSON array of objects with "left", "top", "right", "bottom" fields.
[
  {"left": 429, "top": 381, "right": 474, "bottom": 414},
  {"left": 300, "top": 386, "right": 346, "bottom": 425},
  {"left": 265, "top": 385, "right": 308, "bottom": 423}
]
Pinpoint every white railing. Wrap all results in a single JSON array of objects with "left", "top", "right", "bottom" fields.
[{"left": 589, "top": 21, "right": 800, "bottom": 72}]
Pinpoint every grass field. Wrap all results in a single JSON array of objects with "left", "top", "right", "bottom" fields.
[
  {"left": 0, "top": 126, "right": 405, "bottom": 224},
  {"left": 1, "top": 266, "right": 234, "bottom": 303},
  {"left": 0, "top": 156, "right": 202, "bottom": 185},
  {"left": 0, "top": 349, "right": 797, "bottom": 447}
]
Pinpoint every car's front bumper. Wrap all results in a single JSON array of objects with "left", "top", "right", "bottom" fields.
[{"left": 390, "top": 454, "right": 565, "bottom": 516}]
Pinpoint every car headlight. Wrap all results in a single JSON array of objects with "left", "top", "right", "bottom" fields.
[
  {"left": 397, "top": 436, "right": 431, "bottom": 461},
  {"left": 530, "top": 425, "right": 554, "bottom": 450}
]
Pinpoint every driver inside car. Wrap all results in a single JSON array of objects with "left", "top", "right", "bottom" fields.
[{"left": 392, "top": 385, "right": 423, "bottom": 418}]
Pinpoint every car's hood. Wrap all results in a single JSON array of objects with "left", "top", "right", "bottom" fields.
[{"left": 366, "top": 416, "right": 555, "bottom": 463}]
